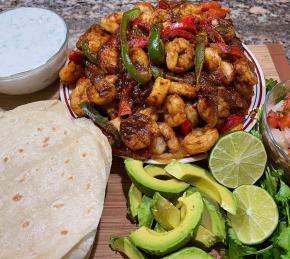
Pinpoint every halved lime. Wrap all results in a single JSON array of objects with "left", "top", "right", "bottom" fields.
[
  {"left": 228, "top": 185, "right": 278, "bottom": 244},
  {"left": 209, "top": 131, "right": 267, "bottom": 188}
]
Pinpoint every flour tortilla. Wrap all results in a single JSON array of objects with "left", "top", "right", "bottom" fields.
[{"left": 0, "top": 101, "right": 112, "bottom": 259}]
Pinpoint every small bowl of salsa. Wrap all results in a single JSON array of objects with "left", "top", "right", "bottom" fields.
[{"left": 262, "top": 80, "right": 290, "bottom": 174}]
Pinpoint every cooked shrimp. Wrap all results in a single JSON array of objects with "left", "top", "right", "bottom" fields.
[
  {"left": 220, "top": 61, "right": 234, "bottom": 84},
  {"left": 70, "top": 78, "right": 91, "bottom": 116},
  {"left": 204, "top": 47, "right": 221, "bottom": 72},
  {"left": 183, "top": 128, "right": 219, "bottom": 155},
  {"left": 76, "top": 24, "right": 110, "bottom": 53},
  {"left": 166, "top": 38, "right": 195, "bottom": 73},
  {"left": 158, "top": 122, "right": 180, "bottom": 153},
  {"left": 218, "top": 96, "right": 230, "bottom": 118},
  {"left": 130, "top": 47, "right": 150, "bottom": 69},
  {"left": 169, "top": 81, "right": 199, "bottom": 97},
  {"left": 197, "top": 96, "right": 218, "bottom": 128},
  {"left": 120, "top": 113, "right": 152, "bottom": 150},
  {"left": 100, "top": 12, "right": 123, "bottom": 33},
  {"left": 173, "top": 3, "right": 203, "bottom": 19},
  {"left": 234, "top": 59, "right": 257, "bottom": 86},
  {"left": 152, "top": 8, "right": 172, "bottom": 26},
  {"left": 150, "top": 136, "right": 167, "bottom": 155},
  {"left": 185, "top": 104, "right": 199, "bottom": 128},
  {"left": 139, "top": 107, "right": 158, "bottom": 121},
  {"left": 59, "top": 62, "right": 83, "bottom": 85},
  {"left": 87, "top": 75, "right": 117, "bottom": 105},
  {"left": 135, "top": 2, "right": 155, "bottom": 25},
  {"left": 164, "top": 95, "right": 186, "bottom": 127},
  {"left": 147, "top": 77, "right": 171, "bottom": 107},
  {"left": 98, "top": 45, "right": 119, "bottom": 74},
  {"left": 234, "top": 59, "right": 257, "bottom": 101}
]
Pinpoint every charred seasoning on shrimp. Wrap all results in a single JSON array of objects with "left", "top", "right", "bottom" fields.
[{"left": 60, "top": 0, "right": 257, "bottom": 161}]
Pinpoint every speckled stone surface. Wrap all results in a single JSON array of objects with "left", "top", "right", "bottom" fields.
[{"left": 1, "top": 0, "right": 289, "bottom": 61}]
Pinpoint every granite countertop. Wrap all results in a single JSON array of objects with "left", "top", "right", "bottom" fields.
[{"left": 1, "top": 0, "right": 289, "bottom": 62}]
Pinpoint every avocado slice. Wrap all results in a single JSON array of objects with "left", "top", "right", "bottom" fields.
[
  {"left": 128, "top": 183, "right": 143, "bottom": 222},
  {"left": 164, "top": 161, "right": 237, "bottom": 214},
  {"left": 144, "top": 165, "right": 172, "bottom": 179},
  {"left": 183, "top": 186, "right": 225, "bottom": 246},
  {"left": 125, "top": 159, "right": 189, "bottom": 199},
  {"left": 129, "top": 192, "right": 204, "bottom": 256},
  {"left": 201, "top": 198, "right": 226, "bottom": 242},
  {"left": 151, "top": 192, "right": 180, "bottom": 230},
  {"left": 138, "top": 195, "right": 154, "bottom": 228},
  {"left": 162, "top": 247, "right": 213, "bottom": 259},
  {"left": 193, "top": 225, "right": 218, "bottom": 249},
  {"left": 110, "top": 236, "right": 146, "bottom": 259},
  {"left": 154, "top": 223, "right": 167, "bottom": 233}
]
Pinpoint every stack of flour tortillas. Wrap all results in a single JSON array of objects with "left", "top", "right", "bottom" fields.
[{"left": 0, "top": 100, "right": 112, "bottom": 259}]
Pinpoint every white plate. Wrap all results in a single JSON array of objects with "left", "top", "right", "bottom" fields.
[{"left": 60, "top": 44, "right": 266, "bottom": 164}]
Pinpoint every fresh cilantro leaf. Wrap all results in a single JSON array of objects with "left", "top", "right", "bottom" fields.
[
  {"left": 275, "top": 180, "right": 290, "bottom": 203},
  {"left": 266, "top": 78, "right": 278, "bottom": 92},
  {"left": 276, "top": 226, "right": 290, "bottom": 252}
]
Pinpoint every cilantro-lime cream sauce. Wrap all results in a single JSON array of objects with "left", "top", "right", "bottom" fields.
[{"left": 0, "top": 8, "right": 67, "bottom": 77}]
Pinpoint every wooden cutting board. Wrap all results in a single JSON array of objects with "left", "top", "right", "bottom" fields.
[{"left": 0, "top": 44, "right": 289, "bottom": 258}]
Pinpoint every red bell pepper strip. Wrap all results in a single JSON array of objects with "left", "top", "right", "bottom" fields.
[
  {"left": 207, "top": 8, "right": 228, "bottom": 19},
  {"left": 118, "top": 84, "right": 134, "bottom": 117},
  {"left": 200, "top": 22, "right": 225, "bottom": 43},
  {"left": 68, "top": 50, "right": 83, "bottom": 65},
  {"left": 161, "top": 16, "right": 196, "bottom": 36},
  {"left": 220, "top": 114, "right": 244, "bottom": 133},
  {"left": 129, "top": 37, "right": 149, "bottom": 48},
  {"left": 200, "top": 1, "right": 221, "bottom": 12},
  {"left": 161, "top": 30, "right": 195, "bottom": 42},
  {"left": 158, "top": 0, "right": 170, "bottom": 9},
  {"left": 210, "top": 43, "right": 245, "bottom": 58},
  {"left": 181, "top": 119, "right": 192, "bottom": 135},
  {"left": 132, "top": 18, "right": 151, "bottom": 31}
]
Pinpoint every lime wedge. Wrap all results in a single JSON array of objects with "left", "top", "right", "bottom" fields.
[
  {"left": 228, "top": 185, "right": 278, "bottom": 245},
  {"left": 209, "top": 131, "right": 267, "bottom": 188}
]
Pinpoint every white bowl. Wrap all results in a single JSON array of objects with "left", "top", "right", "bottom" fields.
[{"left": 0, "top": 8, "right": 68, "bottom": 95}]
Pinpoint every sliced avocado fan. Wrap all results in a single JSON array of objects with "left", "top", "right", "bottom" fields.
[
  {"left": 138, "top": 195, "right": 154, "bottom": 228},
  {"left": 125, "top": 159, "right": 189, "bottom": 199},
  {"left": 162, "top": 247, "right": 213, "bottom": 259},
  {"left": 164, "top": 160, "right": 237, "bottom": 214},
  {"left": 128, "top": 183, "right": 142, "bottom": 222},
  {"left": 129, "top": 192, "right": 204, "bottom": 256}
]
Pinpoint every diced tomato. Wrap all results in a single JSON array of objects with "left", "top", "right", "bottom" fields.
[
  {"left": 207, "top": 8, "right": 228, "bottom": 19},
  {"left": 68, "top": 50, "right": 83, "bottom": 65},
  {"left": 279, "top": 114, "right": 290, "bottom": 129},
  {"left": 267, "top": 111, "right": 280, "bottom": 128},
  {"left": 181, "top": 119, "right": 192, "bottom": 135},
  {"left": 200, "top": 1, "right": 221, "bottom": 12},
  {"left": 220, "top": 114, "right": 244, "bottom": 134}
]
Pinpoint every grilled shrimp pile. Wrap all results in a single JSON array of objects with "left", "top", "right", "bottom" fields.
[{"left": 59, "top": 0, "right": 258, "bottom": 161}]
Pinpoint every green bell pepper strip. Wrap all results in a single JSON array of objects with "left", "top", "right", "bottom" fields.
[
  {"left": 148, "top": 24, "right": 165, "bottom": 65},
  {"left": 120, "top": 8, "right": 151, "bottom": 84},
  {"left": 81, "top": 42, "right": 98, "bottom": 65},
  {"left": 195, "top": 34, "right": 206, "bottom": 85},
  {"left": 80, "top": 102, "right": 120, "bottom": 147}
]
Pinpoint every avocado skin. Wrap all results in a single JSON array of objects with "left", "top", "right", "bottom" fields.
[
  {"left": 138, "top": 195, "right": 154, "bottom": 228},
  {"left": 125, "top": 159, "right": 189, "bottom": 199},
  {"left": 130, "top": 193, "right": 204, "bottom": 256},
  {"left": 128, "top": 183, "right": 142, "bottom": 222},
  {"left": 151, "top": 192, "right": 180, "bottom": 230},
  {"left": 110, "top": 236, "right": 146, "bottom": 259},
  {"left": 164, "top": 160, "right": 237, "bottom": 214},
  {"left": 161, "top": 247, "right": 213, "bottom": 259}
]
